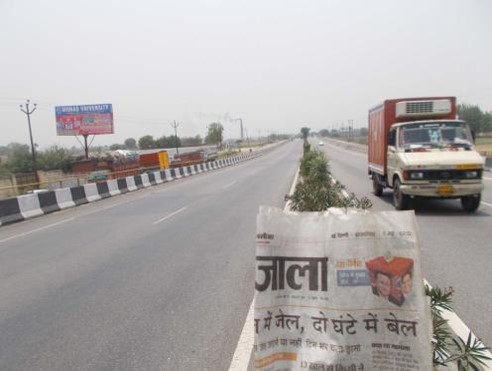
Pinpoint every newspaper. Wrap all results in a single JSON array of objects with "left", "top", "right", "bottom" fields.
[{"left": 254, "top": 207, "right": 432, "bottom": 370}]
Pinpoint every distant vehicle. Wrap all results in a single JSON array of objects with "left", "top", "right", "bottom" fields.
[
  {"left": 318, "top": 141, "right": 324, "bottom": 146},
  {"left": 139, "top": 151, "right": 170, "bottom": 170},
  {"left": 88, "top": 170, "right": 109, "bottom": 183},
  {"left": 201, "top": 148, "right": 218, "bottom": 162},
  {"left": 368, "top": 97, "right": 484, "bottom": 212}
]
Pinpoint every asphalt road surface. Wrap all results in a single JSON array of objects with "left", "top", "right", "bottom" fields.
[
  {"left": 0, "top": 141, "right": 301, "bottom": 370},
  {"left": 315, "top": 139, "right": 492, "bottom": 347}
]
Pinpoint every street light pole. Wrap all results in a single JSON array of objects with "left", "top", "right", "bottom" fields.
[{"left": 20, "top": 99, "right": 38, "bottom": 180}]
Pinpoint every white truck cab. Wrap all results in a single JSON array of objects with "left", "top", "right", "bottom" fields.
[
  {"left": 368, "top": 97, "right": 484, "bottom": 212},
  {"left": 385, "top": 120, "right": 483, "bottom": 211}
]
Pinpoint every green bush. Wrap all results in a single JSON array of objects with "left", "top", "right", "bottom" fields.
[{"left": 290, "top": 150, "right": 372, "bottom": 211}]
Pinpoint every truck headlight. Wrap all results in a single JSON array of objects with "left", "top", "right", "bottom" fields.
[
  {"left": 409, "top": 171, "right": 424, "bottom": 180},
  {"left": 465, "top": 171, "right": 479, "bottom": 179}
]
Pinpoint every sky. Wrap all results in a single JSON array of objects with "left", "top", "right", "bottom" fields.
[{"left": 1, "top": 0, "right": 491, "bottom": 148}]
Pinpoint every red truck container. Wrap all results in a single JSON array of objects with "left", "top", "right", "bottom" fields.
[
  {"left": 170, "top": 151, "right": 205, "bottom": 168},
  {"left": 139, "top": 151, "right": 170, "bottom": 171},
  {"left": 368, "top": 97, "right": 484, "bottom": 212}
]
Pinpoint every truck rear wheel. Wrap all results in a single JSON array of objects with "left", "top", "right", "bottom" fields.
[
  {"left": 372, "top": 173, "right": 383, "bottom": 196},
  {"left": 461, "top": 194, "right": 481, "bottom": 212},
  {"left": 393, "top": 178, "right": 409, "bottom": 210}
]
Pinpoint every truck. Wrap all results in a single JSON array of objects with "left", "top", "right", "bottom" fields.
[
  {"left": 368, "top": 97, "right": 484, "bottom": 212},
  {"left": 170, "top": 150, "right": 210, "bottom": 168},
  {"left": 138, "top": 151, "right": 170, "bottom": 171}
]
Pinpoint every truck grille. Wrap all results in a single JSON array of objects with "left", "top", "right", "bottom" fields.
[
  {"left": 406, "top": 101, "right": 433, "bottom": 114},
  {"left": 421, "top": 170, "right": 481, "bottom": 180}
]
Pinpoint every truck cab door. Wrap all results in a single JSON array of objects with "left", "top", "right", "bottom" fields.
[{"left": 387, "top": 128, "right": 397, "bottom": 187}]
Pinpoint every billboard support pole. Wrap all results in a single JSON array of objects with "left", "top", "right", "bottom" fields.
[{"left": 83, "top": 134, "right": 89, "bottom": 159}]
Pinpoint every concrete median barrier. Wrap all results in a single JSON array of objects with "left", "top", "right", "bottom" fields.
[
  {"left": 125, "top": 176, "right": 137, "bottom": 192},
  {"left": 38, "top": 191, "right": 60, "bottom": 214},
  {"left": 140, "top": 174, "right": 151, "bottom": 188},
  {"left": 83, "top": 183, "right": 101, "bottom": 202},
  {"left": 107, "top": 179, "right": 121, "bottom": 196},
  {"left": 55, "top": 188, "right": 76, "bottom": 209},
  {"left": 96, "top": 182, "right": 111, "bottom": 199},
  {"left": 70, "top": 186, "right": 88, "bottom": 206},
  {"left": 17, "top": 194, "right": 44, "bottom": 219},
  {"left": 117, "top": 178, "right": 129, "bottom": 194},
  {"left": 0, "top": 198, "right": 23, "bottom": 225}
]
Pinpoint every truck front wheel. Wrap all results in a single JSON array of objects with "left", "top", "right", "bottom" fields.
[
  {"left": 393, "top": 178, "right": 410, "bottom": 210},
  {"left": 461, "top": 194, "right": 481, "bottom": 212},
  {"left": 372, "top": 173, "right": 383, "bottom": 197}
]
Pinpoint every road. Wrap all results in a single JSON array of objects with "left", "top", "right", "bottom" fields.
[
  {"left": 315, "top": 139, "right": 492, "bottom": 346},
  {"left": 0, "top": 141, "right": 301, "bottom": 370}
]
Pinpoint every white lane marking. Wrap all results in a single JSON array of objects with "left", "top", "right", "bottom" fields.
[
  {"left": 230, "top": 166, "right": 300, "bottom": 370},
  {"left": 0, "top": 218, "right": 75, "bottom": 245},
  {"left": 481, "top": 201, "right": 492, "bottom": 208},
  {"left": 222, "top": 180, "right": 237, "bottom": 190},
  {"left": 152, "top": 207, "right": 188, "bottom": 225},
  {"left": 483, "top": 176, "right": 492, "bottom": 181},
  {"left": 228, "top": 295, "right": 256, "bottom": 371},
  {"left": 284, "top": 168, "right": 300, "bottom": 212}
]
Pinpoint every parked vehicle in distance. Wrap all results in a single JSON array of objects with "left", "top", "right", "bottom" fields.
[
  {"left": 368, "top": 97, "right": 484, "bottom": 212},
  {"left": 201, "top": 148, "right": 218, "bottom": 161},
  {"left": 139, "top": 151, "right": 170, "bottom": 171},
  {"left": 171, "top": 150, "right": 206, "bottom": 168}
]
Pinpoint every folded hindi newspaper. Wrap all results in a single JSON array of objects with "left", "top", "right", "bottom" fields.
[{"left": 255, "top": 207, "right": 432, "bottom": 370}]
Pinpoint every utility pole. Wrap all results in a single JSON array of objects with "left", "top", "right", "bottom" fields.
[
  {"left": 20, "top": 99, "right": 38, "bottom": 183},
  {"left": 170, "top": 120, "right": 180, "bottom": 156}
]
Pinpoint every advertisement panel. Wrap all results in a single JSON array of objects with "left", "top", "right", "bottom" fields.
[
  {"left": 255, "top": 207, "right": 432, "bottom": 370},
  {"left": 55, "top": 104, "right": 113, "bottom": 136}
]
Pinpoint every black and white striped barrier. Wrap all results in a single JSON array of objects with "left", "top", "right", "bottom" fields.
[{"left": 0, "top": 148, "right": 274, "bottom": 227}]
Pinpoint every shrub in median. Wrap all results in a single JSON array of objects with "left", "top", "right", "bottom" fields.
[{"left": 289, "top": 150, "right": 372, "bottom": 211}]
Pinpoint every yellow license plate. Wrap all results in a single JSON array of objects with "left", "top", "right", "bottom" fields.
[{"left": 437, "top": 185, "right": 453, "bottom": 195}]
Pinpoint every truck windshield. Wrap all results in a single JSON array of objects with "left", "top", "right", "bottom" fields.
[{"left": 399, "top": 121, "right": 473, "bottom": 149}]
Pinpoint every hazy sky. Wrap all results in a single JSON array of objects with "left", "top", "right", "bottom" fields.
[{"left": 1, "top": 0, "right": 491, "bottom": 148}]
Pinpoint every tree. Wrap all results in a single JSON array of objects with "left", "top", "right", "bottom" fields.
[
  {"left": 154, "top": 135, "right": 181, "bottom": 148},
  {"left": 181, "top": 135, "right": 203, "bottom": 147},
  {"left": 124, "top": 138, "right": 137, "bottom": 149},
  {"left": 300, "top": 127, "right": 310, "bottom": 140},
  {"left": 38, "top": 145, "right": 72, "bottom": 172},
  {"left": 359, "top": 127, "right": 368, "bottom": 136},
  {"left": 457, "top": 104, "right": 492, "bottom": 134},
  {"left": 319, "top": 129, "right": 330, "bottom": 137},
  {"left": 205, "top": 123, "right": 224, "bottom": 146},
  {"left": 138, "top": 135, "right": 156, "bottom": 149},
  {"left": 6, "top": 143, "right": 33, "bottom": 173}
]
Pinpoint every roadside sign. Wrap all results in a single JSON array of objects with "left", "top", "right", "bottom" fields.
[{"left": 55, "top": 104, "right": 113, "bottom": 136}]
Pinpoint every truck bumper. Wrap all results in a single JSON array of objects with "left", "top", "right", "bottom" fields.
[{"left": 400, "top": 182, "right": 483, "bottom": 198}]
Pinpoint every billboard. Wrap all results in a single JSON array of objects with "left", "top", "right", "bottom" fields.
[{"left": 55, "top": 104, "right": 113, "bottom": 136}]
